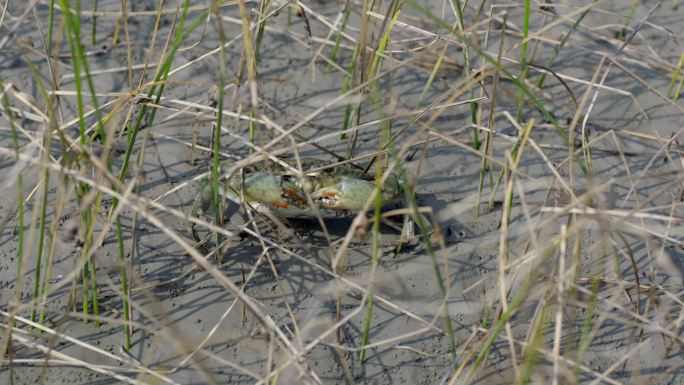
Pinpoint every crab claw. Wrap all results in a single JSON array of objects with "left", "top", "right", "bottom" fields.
[
  {"left": 315, "top": 175, "right": 403, "bottom": 211},
  {"left": 313, "top": 177, "right": 376, "bottom": 211},
  {"left": 312, "top": 187, "right": 342, "bottom": 210},
  {"left": 271, "top": 200, "right": 289, "bottom": 208}
]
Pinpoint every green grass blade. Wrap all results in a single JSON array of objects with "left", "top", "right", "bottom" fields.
[
  {"left": 452, "top": 0, "right": 480, "bottom": 149},
  {"left": 326, "top": 2, "right": 352, "bottom": 74},
  {"left": 211, "top": 0, "right": 228, "bottom": 263},
  {"left": 516, "top": 0, "right": 530, "bottom": 123},
  {"left": 116, "top": 217, "right": 132, "bottom": 348},
  {"left": 667, "top": 52, "right": 684, "bottom": 99},
  {"left": 537, "top": 3, "right": 595, "bottom": 89}
]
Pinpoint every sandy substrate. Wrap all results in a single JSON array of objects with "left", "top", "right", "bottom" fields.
[{"left": 1, "top": 0, "right": 684, "bottom": 384}]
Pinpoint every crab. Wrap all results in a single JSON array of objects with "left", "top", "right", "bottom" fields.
[
  {"left": 193, "top": 158, "right": 401, "bottom": 216},
  {"left": 190, "top": 158, "right": 413, "bottom": 249}
]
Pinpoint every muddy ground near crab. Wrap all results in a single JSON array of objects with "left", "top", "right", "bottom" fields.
[{"left": 2, "top": 1, "right": 684, "bottom": 384}]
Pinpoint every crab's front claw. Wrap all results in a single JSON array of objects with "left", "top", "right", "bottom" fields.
[
  {"left": 313, "top": 177, "right": 376, "bottom": 211},
  {"left": 313, "top": 188, "right": 345, "bottom": 210}
]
